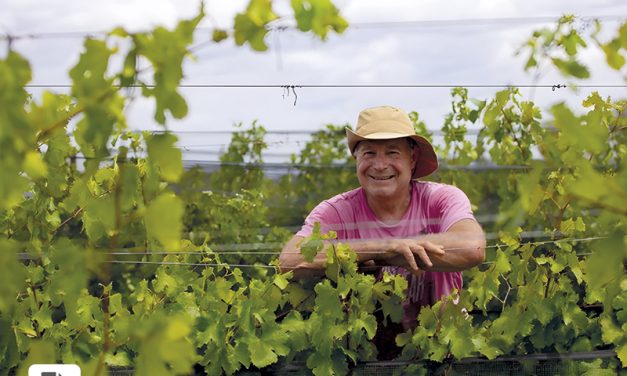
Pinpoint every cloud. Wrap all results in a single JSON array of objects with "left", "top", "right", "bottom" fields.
[
  {"left": 2, "top": 0, "right": 199, "bottom": 33},
  {"left": 3, "top": 0, "right": 626, "bottom": 160}
]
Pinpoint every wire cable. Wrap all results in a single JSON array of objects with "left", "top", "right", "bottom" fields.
[
  {"left": 109, "top": 260, "right": 277, "bottom": 269},
  {"left": 145, "top": 128, "right": 478, "bottom": 136},
  {"left": 3, "top": 15, "right": 625, "bottom": 42},
  {"left": 23, "top": 83, "right": 627, "bottom": 89},
  {"left": 88, "top": 236, "right": 610, "bottom": 272},
  {"left": 71, "top": 155, "right": 532, "bottom": 171},
  {"left": 16, "top": 235, "right": 613, "bottom": 269},
  {"left": 342, "top": 16, "right": 626, "bottom": 29},
  {"left": 102, "top": 235, "right": 608, "bottom": 256}
]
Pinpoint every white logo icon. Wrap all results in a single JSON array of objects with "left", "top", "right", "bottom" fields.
[{"left": 28, "top": 364, "right": 81, "bottom": 376}]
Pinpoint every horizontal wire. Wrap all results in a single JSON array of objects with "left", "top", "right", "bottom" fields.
[
  {"left": 116, "top": 231, "right": 609, "bottom": 254},
  {"left": 109, "top": 260, "right": 278, "bottom": 269},
  {"left": 174, "top": 139, "right": 309, "bottom": 149},
  {"left": 3, "top": 15, "right": 624, "bottom": 42},
  {"left": 62, "top": 135, "right": 490, "bottom": 153},
  {"left": 0, "top": 30, "right": 106, "bottom": 41},
  {"left": 145, "top": 128, "right": 482, "bottom": 136},
  {"left": 181, "top": 160, "right": 530, "bottom": 171},
  {"left": 152, "top": 130, "right": 344, "bottom": 135},
  {"left": 56, "top": 126, "right": 554, "bottom": 154},
  {"left": 16, "top": 236, "right": 611, "bottom": 269},
  {"left": 106, "top": 253, "right": 598, "bottom": 269},
  {"left": 108, "top": 253, "right": 599, "bottom": 269},
  {"left": 342, "top": 15, "right": 626, "bottom": 29},
  {"left": 23, "top": 83, "right": 627, "bottom": 89},
  {"left": 102, "top": 235, "right": 609, "bottom": 255},
  {"left": 104, "top": 249, "right": 597, "bottom": 256},
  {"left": 71, "top": 154, "right": 531, "bottom": 171},
  {"left": 16, "top": 235, "right": 608, "bottom": 259},
  {"left": 181, "top": 150, "right": 297, "bottom": 158},
  {"left": 106, "top": 236, "right": 607, "bottom": 256},
  {"left": 355, "top": 349, "right": 618, "bottom": 366},
  {"left": 112, "top": 251, "right": 280, "bottom": 255}
]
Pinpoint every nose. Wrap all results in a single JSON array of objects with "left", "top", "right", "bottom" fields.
[{"left": 372, "top": 154, "right": 388, "bottom": 170}]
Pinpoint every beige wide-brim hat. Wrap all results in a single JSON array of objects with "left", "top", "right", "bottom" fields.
[{"left": 346, "top": 105, "right": 438, "bottom": 178}]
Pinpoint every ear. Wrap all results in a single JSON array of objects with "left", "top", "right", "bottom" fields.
[{"left": 411, "top": 144, "right": 420, "bottom": 175}]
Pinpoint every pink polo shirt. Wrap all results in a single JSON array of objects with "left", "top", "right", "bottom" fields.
[{"left": 296, "top": 181, "right": 476, "bottom": 328}]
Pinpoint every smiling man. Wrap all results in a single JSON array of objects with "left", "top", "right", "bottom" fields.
[{"left": 279, "top": 105, "right": 485, "bottom": 356}]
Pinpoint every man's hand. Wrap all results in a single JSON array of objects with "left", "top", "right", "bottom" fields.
[
  {"left": 376, "top": 239, "right": 445, "bottom": 275},
  {"left": 280, "top": 219, "right": 484, "bottom": 279}
]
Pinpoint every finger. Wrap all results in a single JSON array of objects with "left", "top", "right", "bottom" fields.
[
  {"left": 402, "top": 247, "right": 420, "bottom": 272},
  {"left": 421, "top": 241, "right": 445, "bottom": 255},
  {"left": 411, "top": 268, "right": 424, "bottom": 277},
  {"left": 411, "top": 245, "right": 433, "bottom": 268}
]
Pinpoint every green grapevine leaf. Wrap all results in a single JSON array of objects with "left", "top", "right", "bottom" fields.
[
  {"left": 233, "top": 0, "right": 278, "bottom": 51},
  {"left": 313, "top": 280, "right": 343, "bottom": 319},
  {"left": 602, "top": 42, "right": 626, "bottom": 70},
  {"left": 551, "top": 57, "right": 590, "bottom": 78},
  {"left": 134, "top": 12, "right": 201, "bottom": 124},
  {"left": 146, "top": 132, "right": 182, "bottom": 183},
  {"left": 291, "top": 0, "right": 348, "bottom": 39},
  {"left": 32, "top": 305, "right": 53, "bottom": 331},
  {"left": 145, "top": 193, "right": 183, "bottom": 250},
  {"left": 617, "top": 342, "right": 627, "bottom": 367},
  {"left": 0, "top": 241, "right": 26, "bottom": 312},
  {"left": 300, "top": 222, "right": 324, "bottom": 262},
  {"left": 83, "top": 195, "right": 115, "bottom": 242},
  {"left": 471, "top": 335, "right": 501, "bottom": 359},
  {"left": 245, "top": 335, "right": 278, "bottom": 368},
  {"left": 22, "top": 151, "right": 48, "bottom": 179},
  {"left": 134, "top": 315, "right": 198, "bottom": 376},
  {"left": 16, "top": 340, "right": 57, "bottom": 376}
]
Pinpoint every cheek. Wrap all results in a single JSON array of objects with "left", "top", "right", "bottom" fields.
[
  {"left": 393, "top": 159, "right": 413, "bottom": 174},
  {"left": 356, "top": 159, "right": 369, "bottom": 172}
]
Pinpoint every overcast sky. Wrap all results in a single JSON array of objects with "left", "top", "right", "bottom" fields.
[{"left": 2, "top": 0, "right": 626, "bottom": 161}]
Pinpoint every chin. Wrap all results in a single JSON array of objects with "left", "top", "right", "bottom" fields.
[{"left": 366, "top": 186, "right": 398, "bottom": 198}]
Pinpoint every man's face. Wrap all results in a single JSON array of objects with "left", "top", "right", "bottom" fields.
[{"left": 354, "top": 138, "right": 416, "bottom": 200}]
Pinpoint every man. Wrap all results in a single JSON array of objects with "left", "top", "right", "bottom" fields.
[{"left": 279, "top": 105, "right": 485, "bottom": 333}]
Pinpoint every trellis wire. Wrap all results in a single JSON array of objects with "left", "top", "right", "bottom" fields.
[
  {"left": 98, "top": 235, "right": 606, "bottom": 269},
  {"left": 104, "top": 235, "right": 606, "bottom": 255},
  {"left": 72, "top": 154, "right": 532, "bottom": 172},
  {"left": 266, "top": 349, "right": 619, "bottom": 376},
  {"left": 16, "top": 235, "right": 607, "bottom": 269},
  {"left": 2, "top": 15, "right": 625, "bottom": 42},
  {"left": 22, "top": 83, "right": 627, "bottom": 89}
]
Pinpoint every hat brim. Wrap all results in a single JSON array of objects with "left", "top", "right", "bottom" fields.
[{"left": 346, "top": 127, "right": 438, "bottom": 179}]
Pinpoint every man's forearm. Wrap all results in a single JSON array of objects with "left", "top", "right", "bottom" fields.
[
  {"left": 279, "top": 236, "right": 393, "bottom": 279},
  {"left": 410, "top": 230, "right": 485, "bottom": 271},
  {"left": 280, "top": 236, "right": 443, "bottom": 278},
  {"left": 279, "top": 220, "right": 486, "bottom": 278}
]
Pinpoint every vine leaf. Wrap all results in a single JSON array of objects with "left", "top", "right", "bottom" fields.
[
  {"left": 16, "top": 340, "right": 57, "bottom": 376},
  {"left": 147, "top": 133, "right": 183, "bottom": 183},
  {"left": 291, "top": 0, "right": 348, "bottom": 39},
  {"left": 301, "top": 222, "right": 325, "bottom": 262},
  {"left": 234, "top": 0, "right": 278, "bottom": 51},
  {"left": 145, "top": 193, "right": 183, "bottom": 250}
]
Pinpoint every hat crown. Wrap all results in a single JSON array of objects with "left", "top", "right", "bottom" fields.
[
  {"left": 356, "top": 106, "right": 414, "bottom": 136},
  {"left": 346, "top": 105, "right": 439, "bottom": 178}
]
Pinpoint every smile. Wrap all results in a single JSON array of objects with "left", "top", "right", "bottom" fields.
[{"left": 370, "top": 175, "right": 394, "bottom": 180}]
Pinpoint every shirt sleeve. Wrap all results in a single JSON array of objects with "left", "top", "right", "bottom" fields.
[
  {"left": 430, "top": 184, "right": 476, "bottom": 233},
  {"left": 295, "top": 200, "right": 343, "bottom": 238}
]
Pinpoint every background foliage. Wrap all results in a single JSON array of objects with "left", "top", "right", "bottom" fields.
[{"left": 0, "top": 4, "right": 625, "bottom": 375}]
